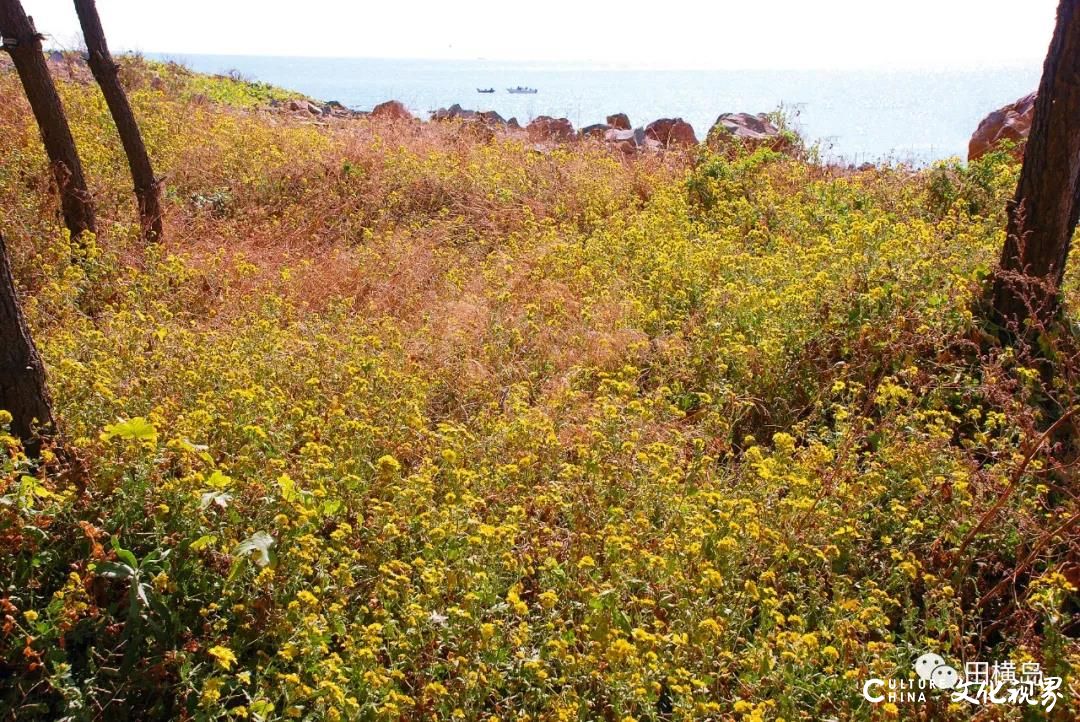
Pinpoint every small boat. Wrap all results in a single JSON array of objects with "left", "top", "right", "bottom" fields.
[
  {"left": 477, "top": 88, "right": 495, "bottom": 93},
  {"left": 507, "top": 86, "right": 538, "bottom": 94}
]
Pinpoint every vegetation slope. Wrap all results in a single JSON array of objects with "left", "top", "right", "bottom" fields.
[{"left": 0, "top": 58, "right": 1077, "bottom": 721}]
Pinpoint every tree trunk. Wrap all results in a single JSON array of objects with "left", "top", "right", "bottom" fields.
[
  {"left": 74, "top": 0, "right": 163, "bottom": 242},
  {"left": 0, "top": 234, "right": 55, "bottom": 458},
  {"left": 991, "top": 0, "right": 1080, "bottom": 331},
  {"left": 0, "top": 0, "right": 96, "bottom": 241}
]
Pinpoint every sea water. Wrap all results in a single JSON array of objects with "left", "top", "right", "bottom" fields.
[{"left": 154, "top": 54, "right": 1040, "bottom": 164}]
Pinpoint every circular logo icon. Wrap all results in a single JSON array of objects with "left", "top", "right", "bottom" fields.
[
  {"left": 915, "top": 652, "right": 960, "bottom": 689},
  {"left": 915, "top": 653, "right": 947, "bottom": 682},
  {"left": 931, "top": 664, "right": 960, "bottom": 689}
]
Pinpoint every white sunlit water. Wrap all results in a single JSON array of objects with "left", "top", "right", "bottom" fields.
[{"left": 153, "top": 54, "right": 1040, "bottom": 165}]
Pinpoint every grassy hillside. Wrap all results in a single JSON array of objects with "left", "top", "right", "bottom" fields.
[{"left": 0, "top": 58, "right": 1076, "bottom": 720}]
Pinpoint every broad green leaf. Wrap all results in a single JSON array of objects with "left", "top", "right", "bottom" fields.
[
  {"left": 190, "top": 535, "right": 217, "bottom": 551},
  {"left": 21, "top": 476, "right": 57, "bottom": 500},
  {"left": 277, "top": 474, "right": 297, "bottom": 502},
  {"left": 101, "top": 417, "right": 158, "bottom": 444},
  {"left": 206, "top": 470, "right": 232, "bottom": 489},
  {"left": 250, "top": 699, "right": 275, "bottom": 722},
  {"left": 95, "top": 561, "right": 134, "bottom": 580},
  {"left": 111, "top": 537, "right": 139, "bottom": 569}
]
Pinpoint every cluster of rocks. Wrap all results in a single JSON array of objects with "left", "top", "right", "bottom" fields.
[
  {"left": 431, "top": 103, "right": 521, "bottom": 129},
  {"left": 421, "top": 106, "right": 790, "bottom": 154},
  {"left": 0, "top": 50, "right": 93, "bottom": 83},
  {"left": 519, "top": 114, "right": 701, "bottom": 150},
  {"left": 272, "top": 97, "right": 370, "bottom": 119},
  {"left": 324, "top": 93, "right": 1045, "bottom": 165},
  {"left": 212, "top": 82, "right": 1069, "bottom": 168},
  {"left": 256, "top": 93, "right": 794, "bottom": 155}
]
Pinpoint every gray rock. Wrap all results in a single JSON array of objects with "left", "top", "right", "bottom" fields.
[
  {"left": 606, "top": 113, "right": 631, "bottom": 130},
  {"left": 580, "top": 123, "right": 611, "bottom": 138},
  {"left": 711, "top": 113, "right": 781, "bottom": 142}
]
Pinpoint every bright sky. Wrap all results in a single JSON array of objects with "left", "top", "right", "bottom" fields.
[{"left": 21, "top": 0, "right": 1060, "bottom": 69}]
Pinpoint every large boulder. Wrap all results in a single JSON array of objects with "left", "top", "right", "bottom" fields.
[
  {"left": 603, "top": 127, "right": 658, "bottom": 155},
  {"left": 579, "top": 123, "right": 611, "bottom": 139},
  {"left": 969, "top": 92, "right": 1035, "bottom": 162},
  {"left": 323, "top": 100, "right": 350, "bottom": 117},
  {"left": 430, "top": 105, "right": 507, "bottom": 140},
  {"left": 645, "top": 118, "right": 698, "bottom": 147},
  {"left": 288, "top": 98, "right": 323, "bottom": 116},
  {"left": 607, "top": 113, "right": 631, "bottom": 130},
  {"left": 708, "top": 112, "right": 792, "bottom": 151},
  {"left": 431, "top": 106, "right": 508, "bottom": 135},
  {"left": 604, "top": 128, "right": 639, "bottom": 155},
  {"left": 603, "top": 128, "right": 637, "bottom": 143},
  {"left": 478, "top": 110, "right": 507, "bottom": 127},
  {"left": 371, "top": 100, "right": 414, "bottom": 121},
  {"left": 527, "top": 116, "right": 575, "bottom": 143},
  {"left": 432, "top": 103, "right": 477, "bottom": 121},
  {"left": 322, "top": 100, "right": 365, "bottom": 119}
]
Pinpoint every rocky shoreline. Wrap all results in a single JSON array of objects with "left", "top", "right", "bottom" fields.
[
  {"left": 273, "top": 90, "right": 1035, "bottom": 162},
  {"left": 1, "top": 52, "right": 1034, "bottom": 162},
  {"left": 274, "top": 96, "right": 797, "bottom": 155}
]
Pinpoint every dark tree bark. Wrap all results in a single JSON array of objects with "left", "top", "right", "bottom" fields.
[
  {"left": 0, "top": 234, "right": 55, "bottom": 458},
  {"left": 0, "top": 0, "right": 96, "bottom": 240},
  {"left": 991, "top": 0, "right": 1080, "bottom": 330},
  {"left": 74, "top": 0, "right": 163, "bottom": 242}
]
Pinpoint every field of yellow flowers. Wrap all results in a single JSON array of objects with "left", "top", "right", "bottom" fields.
[{"left": 0, "top": 59, "right": 1077, "bottom": 721}]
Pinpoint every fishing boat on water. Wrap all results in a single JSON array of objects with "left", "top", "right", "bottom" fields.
[
  {"left": 477, "top": 88, "right": 495, "bottom": 93},
  {"left": 507, "top": 86, "right": 538, "bottom": 94}
]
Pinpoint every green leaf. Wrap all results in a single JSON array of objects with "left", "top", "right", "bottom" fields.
[
  {"left": 206, "top": 470, "right": 232, "bottom": 489},
  {"left": 250, "top": 699, "right": 275, "bottom": 722},
  {"left": 95, "top": 561, "right": 134, "bottom": 580},
  {"left": 101, "top": 417, "right": 158, "bottom": 445},
  {"left": 233, "top": 531, "right": 274, "bottom": 567},
  {"left": 190, "top": 534, "right": 217, "bottom": 551},
  {"left": 277, "top": 474, "right": 297, "bottom": 502},
  {"left": 111, "top": 537, "right": 139, "bottom": 569}
]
